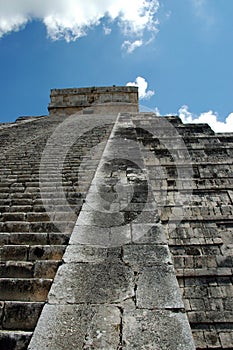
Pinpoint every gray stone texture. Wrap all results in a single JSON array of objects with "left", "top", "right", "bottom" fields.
[
  {"left": 48, "top": 261, "right": 135, "bottom": 304},
  {"left": 122, "top": 309, "right": 195, "bottom": 349},
  {"left": 28, "top": 305, "right": 121, "bottom": 350}
]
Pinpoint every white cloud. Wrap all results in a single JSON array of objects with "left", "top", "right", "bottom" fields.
[
  {"left": 103, "top": 25, "right": 111, "bottom": 35},
  {"left": 0, "top": 0, "right": 160, "bottom": 43},
  {"left": 178, "top": 105, "right": 233, "bottom": 133},
  {"left": 122, "top": 39, "right": 143, "bottom": 54},
  {"left": 126, "top": 76, "right": 155, "bottom": 100}
]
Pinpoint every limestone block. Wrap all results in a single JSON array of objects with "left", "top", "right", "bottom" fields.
[
  {"left": 136, "top": 265, "right": 184, "bottom": 309},
  {"left": 123, "top": 244, "right": 172, "bottom": 269},
  {"left": 122, "top": 309, "right": 195, "bottom": 349},
  {"left": 48, "top": 261, "right": 134, "bottom": 304},
  {"left": 28, "top": 305, "right": 121, "bottom": 350}
]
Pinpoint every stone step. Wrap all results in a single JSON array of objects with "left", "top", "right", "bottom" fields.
[
  {"left": 33, "top": 260, "right": 61, "bottom": 279},
  {"left": 176, "top": 267, "right": 233, "bottom": 277},
  {"left": 0, "top": 261, "right": 61, "bottom": 279},
  {"left": 0, "top": 262, "right": 34, "bottom": 278},
  {"left": 29, "top": 221, "right": 74, "bottom": 233},
  {"left": 192, "top": 329, "right": 233, "bottom": 349},
  {"left": 0, "top": 330, "right": 32, "bottom": 350},
  {"left": 188, "top": 311, "right": 233, "bottom": 324},
  {"left": 174, "top": 255, "right": 233, "bottom": 271},
  {"left": 0, "top": 221, "right": 74, "bottom": 233},
  {"left": 0, "top": 278, "right": 52, "bottom": 301},
  {"left": 0, "top": 245, "right": 28, "bottom": 261},
  {"left": 1, "top": 213, "right": 50, "bottom": 222},
  {"left": 28, "top": 245, "right": 66, "bottom": 261},
  {"left": 1, "top": 301, "right": 44, "bottom": 331},
  {"left": 0, "top": 245, "right": 66, "bottom": 261},
  {"left": 0, "top": 232, "right": 70, "bottom": 246},
  {"left": 8, "top": 206, "right": 33, "bottom": 213}
]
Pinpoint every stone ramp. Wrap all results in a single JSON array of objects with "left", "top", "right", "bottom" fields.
[
  {"left": 0, "top": 113, "right": 115, "bottom": 349},
  {"left": 29, "top": 113, "right": 195, "bottom": 349}
]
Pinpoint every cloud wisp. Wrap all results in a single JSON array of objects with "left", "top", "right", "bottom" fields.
[
  {"left": 178, "top": 105, "right": 233, "bottom": 133},
  {"left": 126, "top": 76, "right": 155, "bottom": 100},
  {"left": 122, "top": 39, "right": 143, "bottom": 54},
  {"left": 0, "top": 0, "right": 160, "bottom": 47}
]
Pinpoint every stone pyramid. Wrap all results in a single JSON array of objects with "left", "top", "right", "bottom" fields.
[{"left": 0, "top": 86, "right": 232, "bottom": 349}]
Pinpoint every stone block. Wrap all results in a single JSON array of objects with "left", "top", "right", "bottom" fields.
[
  {"left": 0, "top": 245, "right": 28, "bottom": 262},
  {"left": 77, "top": 210, "right": 125, "bottom": 227},
  {"left": 29, "top": 305, "right": 121, "bottom": 350},
  {"left": 131, "top": 223, "right": 167, "bottom": 244},
  {"left": 4, "top": 222, "right": 29, "bottom": 233},
  {"left": 136, "top": 265, "right": 184, "bottom": 309},
  {"left": 219, "top": 332, "right": 233, "bottom": 348},
  {"left": 192, "top": 330, "right": 206, "bottom": 348},
  {"left": 0, "top": 278, "right": 52, "bottom": 302},
  {"left": 0, "top": 261, "right": 34, "bottom": 278},
  {"left": 122, "top": 309, "right": 195, "bottom": 349},
  {"left": 9, "top": 233, "right": 48, "bottom": 245},
  {"left": 48, "top": 233, "right": 70, "bottom": 245},
  {"left": 34, "top": 261, "right": 60, "bottom": 279},
  {"left": 70, "top": 224, "right": 131, "bottom": 247},
  {"left": 63, "top": 245, "right": 121, "bottom": 263},
  {"left": 0, "top": 233, "right": 9, "bottom": 245},
  {"left": 0, "top": 330, "right": 32, "bottom": 350},
  {"left": 3, "top": 302, "right": 43, "bottom": 330},
  {"left": 28, "top": 245, "right": 65, "bottom": 261},
  {"left": 48, "top": 261, "right": 134, "bottom": 304},
  {"left": 123, "top": 244, "right": 172, "bottom": 269}
]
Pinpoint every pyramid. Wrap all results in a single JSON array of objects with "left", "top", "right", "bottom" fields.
[{"left": 0, "top": 86, "right": 232, "bottom": 349}]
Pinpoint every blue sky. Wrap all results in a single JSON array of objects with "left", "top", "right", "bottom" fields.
[{"left": 0, "top": 0, "right": 233, "bottom": 132}]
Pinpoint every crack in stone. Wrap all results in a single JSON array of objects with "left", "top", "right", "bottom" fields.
[
  {"left": 81, "top": 311, "right": 97, "bottom": 350},
  {"left": 116, "top": 306, "right": 124, "bottom": 350}
]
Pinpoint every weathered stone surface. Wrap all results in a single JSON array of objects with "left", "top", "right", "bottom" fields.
[
  {"left": 0, "top": 278, "right": 52, "bottom": 302},
  {"left": 34, "top": 261, "right": 61, "bottom": 278},
  {"left": 28, "top": 245, "right": 65, "bottom": 261},
  {"left": 0, "top": 330, "right": 32, "bottom": 350},
  {"left": 3, "top": 302, "right": 43, "bottom": 330},
  {"left": 131, "top": 223, "right": 167, "bottom": 244},
  {"left": 136, "top": 265, "right": 184, "bottom": 309},
  {"left": 48, "top": 261, "right": 135, "bottom": 304},
  {"left": 122, "top": 309, "right": 195, "bottom": 350},
  {"left": 0, "top": 245, "right": 28, "bottom": 261},
  {"left": 63, "top": 244, "right": 121, "bottom": 263},
  {"left": 70, "top": 224, "right": 131, "bottom": 247},
  {"left": 76, "top": 209, "right": 125, "bottom": 227},
  {"left": 123, "top": 244, "right": 172, "bottom": 269},
  {"left": 48, "top": 86, "right": 138, "bottom": 115},
  {"left": 0, "top": 261, "right": 34, "bottom": 278},
  {"left": 28, "top": 305, "right": 121, "bottom": 350}
]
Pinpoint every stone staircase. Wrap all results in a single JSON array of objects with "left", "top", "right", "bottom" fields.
[
  {"left": 0, "top": 113, "right": 115, "bottom": 349},
  {"left": 133, "top": 118, "right": 233, "bottom": 349}
]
